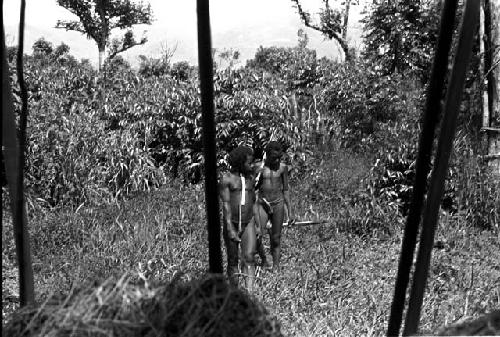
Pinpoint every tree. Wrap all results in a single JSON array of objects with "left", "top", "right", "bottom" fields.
[
  {"left": 32, "top": 37, "right": 53, "bottom": 55},
  {"left": 55, "top": 0, "right": 153, "bottom": 70},
  {"left": 290, "top": 0, "right": 358, "bottom": 61},
  {"left": 361, "top": 0, "right": 441, "bottom": 82},
  {"left": 171, "top": 61, "right": 194, "bottom": 82},
  {"left": 53, "top": 42, "right": 70, "bottom": 58},
  {"left": 137, "top": 41, "right": 177, "bottom": 78},
  {"left": 215, "top": 48, "right": 240, "bottom": 70},
  {"left": 483, "top": 0, "right": 500, "bottom": 174}
]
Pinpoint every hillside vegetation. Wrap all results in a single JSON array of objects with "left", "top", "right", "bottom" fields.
[{"left": 3, "top": 1, "right": 500, "bottom": 335}]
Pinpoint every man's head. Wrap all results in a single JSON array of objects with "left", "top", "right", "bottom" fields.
[
  {"left": 265, "top": 141, "right": 282, "bottom": 168},
  {"left": 228, "top": 146, "right": 254, "bottom": 175}
]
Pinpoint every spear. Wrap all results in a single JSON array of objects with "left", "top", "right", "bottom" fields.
[{"left": 283, "top": 220, "right": 329, "bottom": 227}]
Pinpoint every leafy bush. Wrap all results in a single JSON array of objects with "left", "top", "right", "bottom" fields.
[
  {"left": 5, "top": 47, "right": 309, "bottom": 205},
  {"left": 170, "top": 61, "right": 194, "bottom": 82},
  {"left": 362, "top": 0, "right": 441, "bottom": 83},
  {"left": 316, "top": 62, "right": 410, "bottom": 150},
  {"left": 247, "top": 44, "right": 319, "bottom": 90},
  {"left": 32, "top": 37, "right": 53, "bottom": 55},
  {"left": 138, "top": 54, "right": 170, "bottom": 77},
  {"left": 368, "top": 117, "right": 498, "bottom": 229},
  {"left": 448, "top": 138, "right": 500, "bottom": 229},
  {"left": 7, "top": 59, "right": 167, "bottom": 206}
]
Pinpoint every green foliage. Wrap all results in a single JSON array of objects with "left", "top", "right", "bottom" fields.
[
  {"left": 32, "top": 37, "right": 53, "bottom": 55},
  {"left": 290, "top": 0, "right": 352, "bottom": 60},
  {"left": 29, "top": 39, "right": 78, "bottom": 67},
  {"left": 8, "top": 47, "right": 309, "bottom": 204},
  {"left": 103, "top": 54, "right": 131, "bottom": 73},
  {"left": 6, "top": 26, "right": 495, "bottom": 233},
  {"left": 6, "top": 46, "right": 18, "bottom": 63},
  {"left": 214, "top": 48, "right": 240, "bottom": 70},
  {"left": 317, "top": 61, "right": 409, "bottom": 149},
  {"left": 137, "top": 54, "right": 170, "bottom": 77},
  {"left": 362, "top": 0, "right": 441, "bottom": 82},
  {"left": 447, "top": 136, "right": 500, "bottom": 229},
  {"left": 246, "top": 43, "right": 319, "bottom": 90},
  {"left": 170, "top": 61, "right": 193, "bottom": 82},
  {"left": 8, "top": 60, "right": 166, "bottom": 205},
  {"left": 55, "top": 0, "right": 153, "bottom": 68},
  {"left": 214, "top": 69, "right": 304, "bottom": 156},
  {"left": 366, "top": 113, "right": 498, "bottom": 229},
  {"left": 53, "top": 42, "right": 70, "bottom": 58},
  {"left": 3, "top": 165, "right": 498, "bottom": 333}
]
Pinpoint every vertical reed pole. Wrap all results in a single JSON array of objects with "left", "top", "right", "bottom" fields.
[
  {"left": 1, "top": 0, "right": 35, "bottom": 306},
  {"left": 196, "top": 0, "right": 223, "bottom": 274},
  {"left": 403, "top": 0, "right": 480, "bottom": 334},
  {"left": 386, "top": 0, "right": 458, "bottom": 334}
]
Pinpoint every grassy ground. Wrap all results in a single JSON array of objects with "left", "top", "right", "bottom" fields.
[{"left": 2, "top": 150, "right": 499, "bottom": 336}]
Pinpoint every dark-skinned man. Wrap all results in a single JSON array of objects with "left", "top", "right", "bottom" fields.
[
  {"left": 219, "top": 146, "right": 261, "bottom": 291},
  {"left": 254, "top": 141, "right": 294, "bottom": 273}
]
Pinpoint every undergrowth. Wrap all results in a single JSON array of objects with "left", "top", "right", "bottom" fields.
[{"left": 3, "top": 149, "right": 499, "bottom": 336}]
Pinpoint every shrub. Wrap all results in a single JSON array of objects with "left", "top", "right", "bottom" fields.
[
  {"left": 32, "top": 37, "right": 53, "bottom": 56},
  {"left": 317, "top": 62, "right": 411, "bottom": 150},
  {"left": 448, "top": 138, "right": 500, "bottom": 229},
  {"left": 138, "top": 54, "right": 170, "bottom": 77},
  {"left": 6, "top": 52, "right": 308, "bottom": 205},
  {"left": 170, "top": 61, "right": 194, "bottom": 82}
]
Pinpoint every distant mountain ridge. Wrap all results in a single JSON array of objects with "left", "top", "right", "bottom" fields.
[{"left": 4, "top": 16, "right": 364, "bottom": 68}]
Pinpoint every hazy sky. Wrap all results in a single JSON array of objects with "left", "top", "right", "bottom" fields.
[{"left": 3, "top": 0, "right": 365, "bottom": 66}]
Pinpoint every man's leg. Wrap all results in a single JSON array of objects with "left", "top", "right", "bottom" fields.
[
  {"left": 270, "top": 202, "right": 285, "bottom": 272},
  {"left": 240, "top": 221, "right": 257, "bottom": 291},
  {"left": 223, "top": 224, "right": 239, "bottom": 286},
  {"left": 255, "top": 203, "right": 270, "bottom": 268}
]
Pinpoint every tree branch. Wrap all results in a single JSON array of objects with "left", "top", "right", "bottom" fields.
[
  {"left": 290, "top": 0, "right": 350, "bottom": 60},
  {"left": 291, "top": 0, "right": 323, "bottom": 32},
  {"left": 107, "top": 30, "right": 147, "bottom": 60},
  {"left": 55, "top": 20, "right": 87, "bottom": 34}
]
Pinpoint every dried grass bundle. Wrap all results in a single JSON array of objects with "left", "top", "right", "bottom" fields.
[
  {"left": 436, "top": 310, "right": 500, "bottom": 336},
  {"left": 3, "top": 274, "right": 282, "bottom": 337}
]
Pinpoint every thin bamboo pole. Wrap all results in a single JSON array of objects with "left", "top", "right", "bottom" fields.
[
  {"left": 1, "top": 0, "right": 35, "bottom": 306},
  {"left": 403, "top": 0, "right": 480, "bottom": 334},
  {"left": 196, "top": 0, "right": 223, "bottom": 274},
  {"left": 386, "top": 0, "right": 459, "bottom": 334}
]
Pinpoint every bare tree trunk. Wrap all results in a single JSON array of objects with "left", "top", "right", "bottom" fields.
[
  {"left": 485, "top": 0, "right": 500, "bottom": 175},
  {"left": 98, "top": 46, "right": 105, "bottom": 71},
  {"left": 480, "top": 0, "right": 489, "bottom": 131},
  {"left": 342, "top": 0, "right": 351, "bottom": 41},
  {"left": 291, "top": 0, "right": 350, "bottom": 61}
]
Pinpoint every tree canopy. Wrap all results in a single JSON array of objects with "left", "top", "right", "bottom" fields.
[{"left": 56, "top": 0, "right": 153, "bottom": 70}]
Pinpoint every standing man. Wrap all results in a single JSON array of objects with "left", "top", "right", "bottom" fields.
[
  {"left": 254, "top": 141, "right": 294, "bottom": 273},
  {"left": 219, "top": 146, "right": 260, "bottom": 291}
]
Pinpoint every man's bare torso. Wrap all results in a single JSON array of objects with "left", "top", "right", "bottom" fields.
[
  {"left": 223, "top": 172, "right": 256, "bottom": 224},
  {"left": 256, "top": 163, "right": 286, "bottom": 202}
]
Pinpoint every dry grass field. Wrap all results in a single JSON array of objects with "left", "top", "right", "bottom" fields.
[{"left": 3, "top": 151, "right": 499, "bottom": 336}]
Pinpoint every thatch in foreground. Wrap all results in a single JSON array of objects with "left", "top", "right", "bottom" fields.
[
  {"left": 2, "top": 274, "right": 282, "bottom": 337},
  {"left": 437, "top": 309, "right": 500, "bottom": 336}
]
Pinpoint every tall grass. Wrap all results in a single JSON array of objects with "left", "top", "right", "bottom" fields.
[{"left": 3, "top": 148, "right": 499, "bottom": 335}]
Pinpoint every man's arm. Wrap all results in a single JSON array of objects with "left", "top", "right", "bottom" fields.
[
  {"left": 281, "top": 163, "right": 294, "bottom": 221},
  {"left": 219, "top": 175, "right": 240, "bottom": 242},
  {"left": 253, "top": 161, "right": 264, "bottom": 189}
]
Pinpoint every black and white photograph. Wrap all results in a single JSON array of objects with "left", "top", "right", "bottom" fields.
[{"left": 2, "top": 0, "right": 499, "bottom": 336}]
